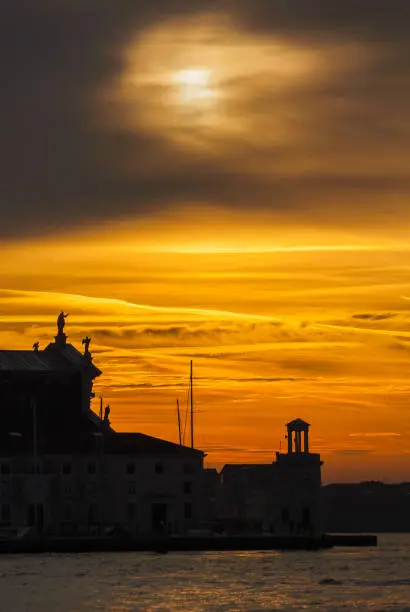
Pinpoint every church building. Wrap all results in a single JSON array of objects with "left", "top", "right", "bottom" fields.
[{"left": 0, "top": 314, "right": 204, "bottom": 536}]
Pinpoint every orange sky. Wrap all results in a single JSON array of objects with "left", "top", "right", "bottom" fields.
[
  {"left": 2, "top": 3, "right": 410, "bottom": 482},
  {"left": 2, "top": 217, "right": 410, "bottom": 482}
]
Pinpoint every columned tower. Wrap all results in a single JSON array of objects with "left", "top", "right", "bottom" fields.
[
  {"left": 287, "top": 418, "right": 310, "bottom": 455},
  {"left": 274, "top": 418, "right": 323, "bottom": 536}
]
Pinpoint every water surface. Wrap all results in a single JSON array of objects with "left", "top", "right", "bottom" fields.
[{"left": 1, "top": 534, "right": 409, "bottom": 611}]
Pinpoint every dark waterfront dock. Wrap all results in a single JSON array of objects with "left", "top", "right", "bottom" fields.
[
  {"left": 0, "top": 533, "right": 377, "bottom": 554},
  {"left": 324, "top": 533, "right": 378, "bottom": 547}
]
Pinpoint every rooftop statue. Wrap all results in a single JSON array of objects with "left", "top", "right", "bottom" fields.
[
  {"left": 57, "top": 311, "right": 69, "bottom": 335},
  {"left": 82, "top": 335, "right": 92, "bottom": 360},
  {"left": 82, "top": 335, "right": 91, "bottom": 355}
]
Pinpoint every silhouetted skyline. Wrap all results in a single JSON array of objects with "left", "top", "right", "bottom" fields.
[{"left": 1, "top": 2, "right": 410, "bottom": 482}]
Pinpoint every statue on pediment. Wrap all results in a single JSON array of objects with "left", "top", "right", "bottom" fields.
[
  {"left": 57, "top": 311, "right": 69, "bottom": 335},
  {"left": 82, "top": 335, "right": 91, "bottom": 357}
]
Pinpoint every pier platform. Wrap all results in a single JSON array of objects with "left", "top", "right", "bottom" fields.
[{"left": 0, "top": 533, "right": 377, "bottom": 554}]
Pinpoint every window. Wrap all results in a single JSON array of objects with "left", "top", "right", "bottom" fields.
[
  {"left": 63, "top": 504, "right": 72, "bottom": 521},
  {"left": 281, "top": 507, "right": 290, "bottom": 522},
  {"left": 128, "top": 482, "right": 136, "bottom": 495},
  {"left": 183, "top": 463, "right": 193, "bottom": 475},
  {"left": 154, "top": 462, "right": 163, "bottom": 475},
  {"left": 183, "top": 481, "right": 192, "bottom": 495},
  {"left": 302, "top": 507, "right": 311, "bottom": 526},
  {"left": 87, "top": 483, "right": 97, "bottom": 497},
  {"left": 88, "top": 504, "right": 96, "bottom": 522},
  {"left": 87, "top": 463, "right": 96, "bottom": 474},
  {"left": 31, "top": 462, "right": 41, "bottom": 474},
  {"left": 127, "top": 503, "right": 136, "bottom": 521},
  {"left": 184, "top": 502, "right": 192, "bottom": 520},
  {"left": 0, "top": 481, "right": 10, "bottom": 498},
  {"left": 1, "top": 503, "right": 11, "bottom": 522},
  {"left": 62, "top": 463, "right": 72, "bottom": 475},
  {"left": 27, "top": 504, "right": 35, "bottom": 526},
  {"left": 126, "top": 462, "right": 135, "bottom": 475},
  {"left": 0, "top": 463, "right": 10, "bottom": 475}
]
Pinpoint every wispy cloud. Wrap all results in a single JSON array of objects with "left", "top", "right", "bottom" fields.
[
  {"left": 349, "top": 432, "right": 401, "bottom": 438},
  {"left": 352, "top": 313, "right": 397, "bottom": 321}
]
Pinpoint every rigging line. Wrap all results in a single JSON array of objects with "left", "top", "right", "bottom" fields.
[
  {"left": 190, "top": 360, "right": 194, "bottom": 449},
  {"left": 176, "top": 399, "right": 182, "bottom": 446},
  {"left": 182, "top": 387, "right": 189, "bottom": 446}
]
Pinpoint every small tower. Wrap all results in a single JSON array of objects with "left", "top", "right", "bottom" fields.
[
  {"left": 286, "top": 418, "right": 310, "bottom": 455},
  {"left": 274, "top": 418, "right": 323, "bottom": 537}
]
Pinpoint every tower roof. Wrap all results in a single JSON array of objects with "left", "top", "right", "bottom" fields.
[{"left": 286, "top": 418, "right": 310, "bottom": 429}]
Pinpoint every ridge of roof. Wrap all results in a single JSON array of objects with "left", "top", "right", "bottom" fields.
[
  {"left": 0, "top": 343, "right": 101, "bottom": 377},
  {"left": 107, "top": 431, "right": 204, "bottom": 455},
  {"left": 286, "top": 417, "right": 310, "bottom": 428}
]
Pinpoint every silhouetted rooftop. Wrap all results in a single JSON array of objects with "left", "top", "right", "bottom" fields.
[
  {"left": 0, "top": 350, "right": 70, "bottom": 372},
  {"left": 0, "top": 331, "right": 200, "bottom": 458},
  {"left": 0, "top": 343, "right": 101, "bottom": 378},
  {"left": 222, "top": 464, "right": 274, "bottom": 473},
  {"left": 0, "top": 428, "right": 203, "bottom": 456},
  {"left": 286, "top": 418, "right": 310, "bottom": 429},
  {"left": 104, "top": 432, "right": 204, "bottom": 456}
]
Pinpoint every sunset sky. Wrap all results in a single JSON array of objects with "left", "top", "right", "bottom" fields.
[{"left": 2, "top": 1, "right": 410, "bottom": 482}]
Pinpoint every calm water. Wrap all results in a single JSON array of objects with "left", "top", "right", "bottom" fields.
[{"left": 1, "top": 534, "right": 410, "bottom": 611}]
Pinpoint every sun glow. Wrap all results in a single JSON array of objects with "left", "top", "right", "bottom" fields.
[
  {"left": 117, "top": 15, "right": 337, "bottom": 149},
  {"left": 172, "top": 68, "right": 216, "bottom": 105}
]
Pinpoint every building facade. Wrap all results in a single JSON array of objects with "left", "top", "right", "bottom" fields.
[
  {"left": 273, "top": 419, "right": 323, "bottom": 536},
  {"left": 0, "top": 317, "right": 204, "bottom": 536},
  {"left": 216, "top": 419, "right": 323, "bottom": 535}
]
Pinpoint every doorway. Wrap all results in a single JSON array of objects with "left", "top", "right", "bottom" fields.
[{"left": 151, "top": 503, "right": 167, "bottom": 533}]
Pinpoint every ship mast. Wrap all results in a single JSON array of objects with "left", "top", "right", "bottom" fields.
[
  {"left": 190, "top": 360, "right": 194, "bottom": 449},
  {"left": 176, "top": 399, "right": 182, "bottom": 446}
]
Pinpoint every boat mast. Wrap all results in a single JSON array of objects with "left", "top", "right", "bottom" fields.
[
  {"left": 190, "top": 359, "right": 194, "bottom": 449},
  {"left": 177, "top": 399, "right": 182, "bottom": 446}
]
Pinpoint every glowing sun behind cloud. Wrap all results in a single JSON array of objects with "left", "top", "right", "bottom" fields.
[
  {"left": 172, "top": 68, "right": 216, "bottom": 105},
  {"left": 114, "top": 13, "right": 333, "bottom": 150}
]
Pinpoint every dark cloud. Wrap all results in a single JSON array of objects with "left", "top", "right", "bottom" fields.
[
  {"left": 109, "top": 377, "right": 304, "bottom": 391},
  {"left": 1, "top": 1, "right": 410, "bottom": 238},
  {"left": 280, "top": 358, "right": 341, "bottom": 374},
  {"left": 389, "top": 340, "right": 410, "bottom": 354},
  {"left": 353, "top": 313, "right": 397, "bottom": 321},
  {"left": 0, "top": 1, "right": 213, "bottom": 238},
  {"left": 230, "top": 0, "right": 410, "bottom": 41},
  {"left": 110, "top": 382, "right": 185, "bottom": 390},
  {"left": 197, "top": 376, "right": 305, "bottom": 383},
  {"left": 90, "top": 320, "right": 315, "bottom": 350}
]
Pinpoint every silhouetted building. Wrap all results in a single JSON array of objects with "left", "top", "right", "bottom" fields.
[
  {"left": 323, "top": 481, "right": 410, "bottom": 533},
  {"left": 201, "top": 468, "right": 221, "bottom": 528},
  {"left": 217, "top": 419, "right": 323, "bottom": 535},
  {"left": 219, "top": 464, "right": 274, "bottom": 531},
  {"left": 274, "top": 419, "right": 323, "bottom": 536},
  {"left": 0, "top": 318, "right": 204, "bottom": 536}
]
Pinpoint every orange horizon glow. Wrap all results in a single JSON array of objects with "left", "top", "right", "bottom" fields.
[{"left": 2, "top": 214, "right": 410, "bottom": 483}]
